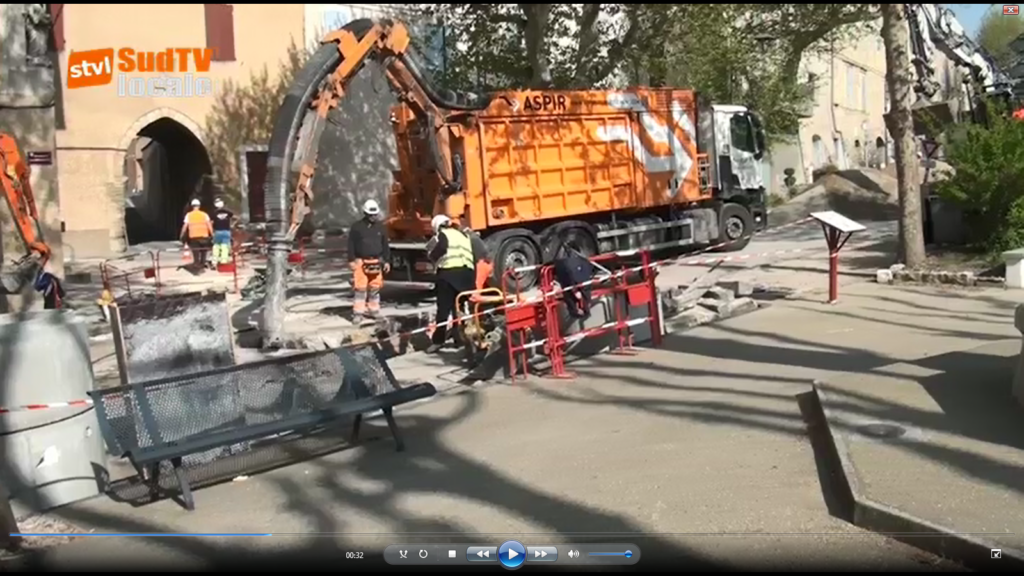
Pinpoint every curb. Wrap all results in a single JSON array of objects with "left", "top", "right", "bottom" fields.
[{"left": 808, "top": 383, "right": 1024, "bottom": 571}]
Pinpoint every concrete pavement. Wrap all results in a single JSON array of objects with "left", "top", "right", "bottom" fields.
[{"left": 21, "top": 279, "right": 1017, "bottom": 571}]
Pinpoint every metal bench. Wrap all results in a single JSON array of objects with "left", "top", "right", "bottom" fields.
[{"left": 87, "top": 344, "right": 436, "bottom": 511}]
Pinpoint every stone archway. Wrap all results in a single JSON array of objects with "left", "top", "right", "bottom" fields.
[
  {"left": 117, "top": 107, "right": 207, "bottom": 152},
  {"left": 119, "top": 112, "right": 213, "bottom": 244}
]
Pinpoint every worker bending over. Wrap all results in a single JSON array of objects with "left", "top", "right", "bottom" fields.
[
  {"left": 347, "top": 199, "right": 390, "bottom": 319},
  {"left": 211, "top": 197, "right": 234, "bottom": 265},
  {"left": 552, "top": 233, "right": 595, "bottom": 320},
  {"left": 426, "top": 215, "right": 476, "bottom": 354},
  {"left": 180, "top": 199, "right": 213, "bottom": 273}
]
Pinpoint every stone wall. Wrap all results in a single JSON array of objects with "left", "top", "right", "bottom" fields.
[{"left": 0, "top": 4, "right": 64, "bottom": 311}]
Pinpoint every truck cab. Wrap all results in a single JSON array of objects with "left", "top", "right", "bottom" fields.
[{"left": 705, "top": 104, "right": 768, "bottom": 234}]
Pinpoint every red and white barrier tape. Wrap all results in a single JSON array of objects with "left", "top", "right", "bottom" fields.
[
  {"left": 0, "top": 399, "right": 93, "bottom": 414},
  {"left": 9, "top": 232, "right": 869, "bottom": 413}
]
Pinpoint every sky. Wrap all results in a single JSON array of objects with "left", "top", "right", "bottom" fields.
[{"left": 945, "top": 3, "right": 996, "bottom": 39}]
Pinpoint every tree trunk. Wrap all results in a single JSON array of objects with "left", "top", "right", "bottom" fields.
[
  {"left": 881, "top": 4, "right": 926, "bottom": 268},
  {"left": 521, "top": 4, "right": 553, "bottom": 88}
]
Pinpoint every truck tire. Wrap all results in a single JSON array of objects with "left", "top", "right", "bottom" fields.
[
  {"left": 714, "top": 203, "right": 753, "bottom": 253},
  {"left": 539, "top": 223, "right": 598, "bottom": 261},
  {"left": 488, "top": 230, "right": 541, "bottom": 291}
]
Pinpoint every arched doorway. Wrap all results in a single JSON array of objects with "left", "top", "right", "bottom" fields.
[
  {"left": 875, "top": 136, "right": 887, "bottom": 168},
  {"left": 123, "top": 117, "right": 212, "bottom": 245}
]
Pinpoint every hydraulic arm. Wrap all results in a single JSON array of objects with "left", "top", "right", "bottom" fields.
[
  {"left": 262, "top": 18, "right": 491, "bottom": 344},
  {"left": 0, "top": 132, "right": 51, "bottom": 295}
]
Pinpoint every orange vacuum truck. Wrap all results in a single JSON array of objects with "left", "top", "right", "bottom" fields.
[{"left": 261, "top": 18, "right": 768, "bottom": 343}]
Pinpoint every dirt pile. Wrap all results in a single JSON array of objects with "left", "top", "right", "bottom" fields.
[{"left": 771, "top": 167, "right": 899, "bottom": 227}]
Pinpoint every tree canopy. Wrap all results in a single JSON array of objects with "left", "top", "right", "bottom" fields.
[
  {"left": 415, "top": 4, "right": 878, "bottom": 141},
  {"left": 976, "top": 4, "right": 1024, "bottom": 70}
]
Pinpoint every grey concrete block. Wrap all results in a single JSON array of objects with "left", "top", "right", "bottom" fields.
[
  {"left": 717, "top": 297, "right": 758, "bottom": 319},
  {"left": 703, "top": 286, "right": 736, "bottom": 302},
  {"left": 955, "top": 271, "right": 976, "bottom": 286},
  {"left": 716, "top": 280, "right": 754, "bottom": 297},
  {"left": 666, "top": 306, "right": 717, "bottom": 330}
]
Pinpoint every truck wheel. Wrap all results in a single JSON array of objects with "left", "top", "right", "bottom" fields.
[
  {"left": 715, "top": 203, "right": 753, "bottom": 253},
  {"left": 492, "top": 234, "right": 541, "bottom": 291}
]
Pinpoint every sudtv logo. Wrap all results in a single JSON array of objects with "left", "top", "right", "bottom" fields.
[{"left": 67, "top": 48, "right": 216, "bottom": 97}]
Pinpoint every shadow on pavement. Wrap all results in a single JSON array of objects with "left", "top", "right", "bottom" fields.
[{"left": 10, "top": 392, "right": 725, "bottom": 571}]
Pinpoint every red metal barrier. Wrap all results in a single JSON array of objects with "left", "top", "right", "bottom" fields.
[
  {"left": 99, "top": 251, "right": 158, "bottom": 299},
  {"left": 501, "top": 268, "right": 550, "bottom": 381},
  {"left": 503, "top": 250, "right": 660, "bottom": 381}
]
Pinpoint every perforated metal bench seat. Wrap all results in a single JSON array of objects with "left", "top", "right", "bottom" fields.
[{"left": 88, "top": 344, "right": 436, "bottom": 510}]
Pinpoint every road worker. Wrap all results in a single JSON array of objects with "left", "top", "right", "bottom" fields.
[
  {"left": 425, "top": 214, "right": 476, "bottom": 354},
  {"left": 466, "top": 227, "right": 493, "bottom": 291},
  {"left": 552, "top": 232, "right": 595, "bottom": 320},
  {"left": 179, "top": 198, "right": 213, "bottom": 273},
  {"left": 347, "top": 199, "right": 390, "bottom": 320},
  {"left": 211, "top": 197, "right": 234, "bottom": 266}
]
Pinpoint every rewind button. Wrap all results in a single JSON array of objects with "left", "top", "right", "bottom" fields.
[
  {"left": 467, "top": 546, "right": 498, "bottom": 562},
  {"left": 527, "top": 546, "right": 558, "bottom": 562}
]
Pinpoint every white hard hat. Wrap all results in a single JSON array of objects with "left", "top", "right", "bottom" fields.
[
  {"left": 190, "top": 199, "right": 201, "bottom": 207},
  {"left": 362, "top": 199, "right": 381, "bottom": 215},
  {"left": 431, "top": 214, "right": 450, "bottom": 233}
]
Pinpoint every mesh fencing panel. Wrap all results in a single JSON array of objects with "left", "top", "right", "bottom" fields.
[
  {"left": 114, "top": 291, "right": 236, "bottom": 384},
  {"left": 93, "top": 345, "right": 397, "bottom": 469}
]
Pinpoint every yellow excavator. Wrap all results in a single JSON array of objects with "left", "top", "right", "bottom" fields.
[{"left": 0, "top": 132, "right": 63, "bottom": 308}]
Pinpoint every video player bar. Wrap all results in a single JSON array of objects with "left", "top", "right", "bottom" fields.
[{"left": 384, "top": 542, "right": 641, "bottom": 568}]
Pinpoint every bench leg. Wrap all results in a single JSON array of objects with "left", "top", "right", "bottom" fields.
[
  {"left": 143, "top": 463, "right": 162, "bottom": 502},
  {"left": 351, "top": 414, "right": 363, "bottom": 443},
  {"left": 170, "top": 457, "right": 196, "bottom": 512},
  {"left": 382, "top": 407, "right": 405, "bottom": 452}
]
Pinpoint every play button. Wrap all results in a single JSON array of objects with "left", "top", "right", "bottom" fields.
[{"left": 498, "top": 540, "right": 526, "bottom": 569}]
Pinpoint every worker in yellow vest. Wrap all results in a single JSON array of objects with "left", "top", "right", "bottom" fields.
[
  {"left": 179, "top": 198, "right": 213, "bottom": 273},
  {"left": 425, "top": 214, "right": 476, "bottom": 354}
]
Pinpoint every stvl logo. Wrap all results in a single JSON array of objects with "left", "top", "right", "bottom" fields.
[{"left": 67, "top": 48, "right": 216, "bottom": 97}]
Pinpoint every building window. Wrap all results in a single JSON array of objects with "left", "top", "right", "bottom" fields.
[
  {"left": 862, "top": 74, "right": 869, "bottom": 113},
  {"left": 846, "top": 62, "right": 866, "bottom": 111},
  {"left": 811, "top": 135, "right": 827, "bottom": 169},
  {"left": 49, "top": 4, "right": 64, "bottom": 51},
  {"left": 205, "top": 4, "right": 235, "bottom": 62}
]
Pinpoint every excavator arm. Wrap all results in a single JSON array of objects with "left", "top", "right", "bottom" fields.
[
  {"left": 267, "top": 18, "right": 492, "bottom": 242},
  {"left": 904, "top": 4, "right": 1016, "bottom": 127},
  {"left": 0, "top": 132, "right": 52, "bottom": 295},
  {"left": 262, "top": 18, "right": 495, "bottom": 344}
]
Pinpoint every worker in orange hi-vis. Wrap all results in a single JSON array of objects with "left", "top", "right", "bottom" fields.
[
  {"left": 179, "top": 199, "right": 213, "bottom": 273},
  {"left": 347, "top": 199, "right": 391, "bottom": 320}
]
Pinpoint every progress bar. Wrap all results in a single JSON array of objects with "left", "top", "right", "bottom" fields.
[{"left": 11, "top": 533, "right": 272, "bottom": 537}]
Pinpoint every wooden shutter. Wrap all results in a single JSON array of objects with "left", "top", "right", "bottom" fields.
[
  {"left": 49, "top": 4, "right": 65, "bottom": 51},
  {"left": 204, "top": 4, "right": 235, "bottom": 62}
]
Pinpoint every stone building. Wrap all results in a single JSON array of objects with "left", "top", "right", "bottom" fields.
[
  {"left": 767, "top": 17, "right": 965, "bottom": 195},
  {"left": 51, "top": 3, "right": 305, "bottom": 258}
]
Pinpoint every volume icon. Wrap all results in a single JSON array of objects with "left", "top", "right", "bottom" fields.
[{"left": 568, "top": 549, "right": 580, "bottom": 559}]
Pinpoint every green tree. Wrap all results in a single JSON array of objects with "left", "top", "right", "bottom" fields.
[
  {"left": 976, "top": 4, "right": 1024, "bottom": 70},
  {"left": 422, "top": 4, "right": 878, "bottom": 141},
  {"left": 204, "top": 41, "right": 311, "bottom": 206},
  {"left": 937, "top": 104, "right": 1024, "bottom": 254}
]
